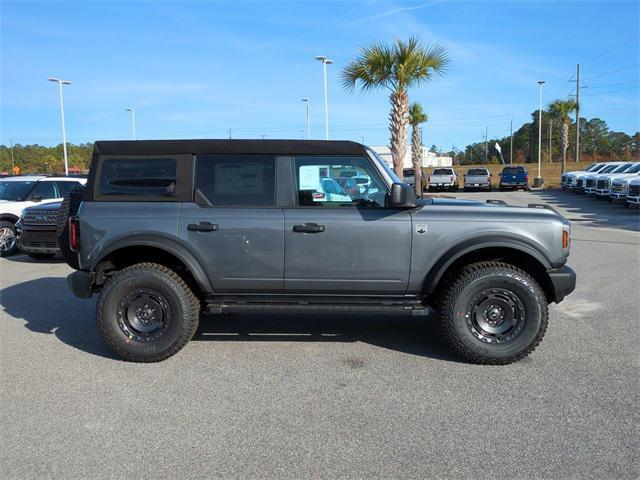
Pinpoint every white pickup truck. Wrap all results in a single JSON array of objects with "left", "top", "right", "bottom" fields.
[{"left": 427, "top": 167, "right": 458, "bottom": 192}]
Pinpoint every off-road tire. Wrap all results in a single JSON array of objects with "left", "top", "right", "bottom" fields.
[
  {"left": 438, "top": 261, "right": 548, "bottom": 365},
  {"left": 56, "top": 188, "right": 84, "bottom": 270},
  {"left": 0, "top": 220, "right": 18, "bottom": 257},
  {"left": 27, "top": 252, "right": 56, "bottom": 260},
  {"left": 97, "top": 262, "right": 200, "bottom": 362}
]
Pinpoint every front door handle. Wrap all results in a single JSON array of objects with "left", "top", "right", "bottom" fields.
[
  {"left": 293, "top": 223, "right": 325, "bottom": 233},
  {"left": 188, "top": 222, "right": 218, "bottom": 232}
]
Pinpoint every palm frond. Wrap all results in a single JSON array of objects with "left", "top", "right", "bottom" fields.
[
  {"left": 548, "top": 99, "right": 578, "bottom": 121},
  {"left": 408, "top": 102, "right": 429, "bottom": 125}
]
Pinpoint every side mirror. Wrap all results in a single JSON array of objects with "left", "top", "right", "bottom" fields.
[
  {"left": 31, "top": 195, "right": 43, "bottom": 202},
  {"left": 390, "top": 182, "right": 416, "bottom": 208}
]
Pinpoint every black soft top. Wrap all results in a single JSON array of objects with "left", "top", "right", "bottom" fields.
[{"left": 93, "top": 139, "right": 367, "bottom": 156}]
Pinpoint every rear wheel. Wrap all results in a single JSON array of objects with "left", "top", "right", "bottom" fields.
[
  {"left": 97, "top": 262, "right": 200, "bottom": 362},
  {"left": 0, "top": 221, "right": 18, "bottom": 257},
  {"left": 438, "top": 261, "right": 548, "bottom": 365}
]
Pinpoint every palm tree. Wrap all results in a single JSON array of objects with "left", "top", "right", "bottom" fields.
[
  {"left": 548, "top": 99, "right": 578, "bottom": 174},
  {"left": 408, "top": 102, "right": 428, "bottom": 196},
  {"left": 342, "top": 37, "right": 449, "bottom": 179}
]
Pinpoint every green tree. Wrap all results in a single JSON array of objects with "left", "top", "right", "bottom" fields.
[
  {"left": 342, "top": 37, "right": 449, "bottom": 179},
  {"left": 408, "top": 102, "right": 428, "bottom": 196},
  {"left": 548, "top": 99, "right": 578, "bottom": 173}
]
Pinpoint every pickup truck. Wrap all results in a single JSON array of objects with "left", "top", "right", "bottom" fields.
[
  {"left": 499, "top": 166, "right": 529, "bottom": 190},
  {"left": 463, "top": 168, "right": 492, "bottom": 191},
  {"left": 62, "top": 140, "right": 575, "bottom": 364},
  {"left": 427, "top": 167, "right": 458, "bottom": 192}
]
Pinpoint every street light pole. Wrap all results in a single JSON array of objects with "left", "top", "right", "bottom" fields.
[
  {"left": 315, "top": 56, "right": 333, "bottom": 140},
  {"left": 301, "top": 98, "right": 311, "bottom": 139},
  {"left": 48, "top": 77, "right": 71, "bottom": 176},
  {"left": 535, "top": 80, "right": 546, "bottom": 187},
  {"left": 126, "top": 108, "right": 136, "bottom": 140}
]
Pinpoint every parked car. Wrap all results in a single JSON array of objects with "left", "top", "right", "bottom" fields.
[
  {"left": 499, "top": 166, "right": 528, "bottom": 190},
  {"left": 582, "top": 163, "right": 628, "bottom": 195},
  {"left": 15, "top": 200, "right": 62, "bottom": 259},
  {"left": 427, "top": 167, "right": 458, "bottom": 192},
  {"left": 609, "top": 165, "right": 640, "bottom": 202},
  {"left": 571, "top": 162, "right": 624, "bottom": 193},
  {"left": 594, "top": 162, "right": 639, "bottom": 199},
  {"left": 0, "top": 176, "right": 86, "bottom": 257},
  {"left": 463, "top": 168, "right": 492, "bottom": 191},
  {"left": 403, "top": 168, "right": 428, "bottom": 192},
  {"left": 626, "top": 178, "right": 640, "bottom": 206},
  {"left": 63, "top": 139, "right": 575, "bottom": 365},
  {"left": 562, "top": 162, "right": 608, "bottom": 191}
]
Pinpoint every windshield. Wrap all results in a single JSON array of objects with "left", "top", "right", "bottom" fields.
[
  {"left": 502, "top": 167, "right": 525, "bottom": 174},
  {"left": 467, "top": 169, "right": 488, "bottom": 175},
  {"left": 367, "top": 148, "right": 401, "bottom": 184},
  {"left": 585, "top": 163, "right": 601, "bottom": 172},
  {"left": 623, "top": 164, "right": 640, "bottom": 174},
  {"left": 433, "top": 168, "right": 453, "bottom": 175},
  {"left": 612, "top": 163, "right": 633, "bottom": 173},
  {"left": 0, "top": 181, "right": 36, "bottom": 201},
  {"left": 600, "top": 165, "right": 617, "bottom": 174}
]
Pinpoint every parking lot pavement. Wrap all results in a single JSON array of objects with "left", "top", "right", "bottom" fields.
[{"left": 1, "top": 192, "right": 639, "bottom": 480}]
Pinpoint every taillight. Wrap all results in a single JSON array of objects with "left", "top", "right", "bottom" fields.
[
  {"left": 69, "top": 216, "right": 80, "bottom": 252},
  {"left": 312, "top": 192, "right": 325, "bottom": 199},
  {"left": 525, "top": 175, "right": 529, "bottom": 182}
]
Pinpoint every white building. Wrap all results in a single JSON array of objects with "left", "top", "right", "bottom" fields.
[{"left": 371, "top": 145, "right": 452, "bottom": 169}]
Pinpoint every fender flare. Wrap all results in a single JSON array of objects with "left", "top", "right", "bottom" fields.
[
  {"left": 92, "top": 234, "right": 214, "bottom": 293},
  {"left": 422, "top": 235, "right": 553, "bottom": 295},
  {"left": 0, "top": 214, "right": 20, "bottom": 224}
]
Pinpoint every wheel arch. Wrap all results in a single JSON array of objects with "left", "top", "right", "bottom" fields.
[
  {"left": 423, "top": 237, "right": 555, "bottom": 303},
  {"left": 92, "top": 236, "right": 213, "bottom": 296},
  {"left": 0, "top": 214, "right": 19, "bottom": 224}
]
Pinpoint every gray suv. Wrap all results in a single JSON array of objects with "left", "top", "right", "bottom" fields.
[{"left": 65, "top": 140, "right": 576, "bottom": 364}]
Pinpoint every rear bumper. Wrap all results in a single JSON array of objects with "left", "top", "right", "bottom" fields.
[
  {"left": 68, "top": 270, "right": 94, "bottom": 299},
  {"left": 547, "top": 265, "right": 576, "bottom": 304}
]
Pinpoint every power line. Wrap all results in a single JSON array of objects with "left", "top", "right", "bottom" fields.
[
  {"left": 581, "top": 85, "right": 639, "bottom": 96},
  {"left": 586, "top": 80, "right": 639, "bottom": 89},
  {"left": 583, "top": 63, "right": 640, "bottom": 80}
]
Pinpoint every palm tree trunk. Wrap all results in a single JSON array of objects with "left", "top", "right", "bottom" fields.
[
  {"left": 561, "top": 120, "right": 569, "bottom": 174},
  {"left": 411, "top": 126, "right": 422, "bottom": 196},
  {"left": 389, "top": 91, "right": 409, "bottom": 179}
]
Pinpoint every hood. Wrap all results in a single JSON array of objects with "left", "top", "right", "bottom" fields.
[
  {"left": 24, "top": 201, "right": 62, "bottom": 212},
  {"left": 426, "top": 197, "right": 485, "bottom": 207}
]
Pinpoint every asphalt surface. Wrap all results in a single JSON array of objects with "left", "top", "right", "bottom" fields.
[{"left": 1, "top": 190, "right": 639, "bottom": 479}]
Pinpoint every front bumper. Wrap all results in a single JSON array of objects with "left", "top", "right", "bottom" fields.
[
  {"left": 595, "top": 189, "right": 610, "bottom": 197},
  {"left": 610, "top": 191, "right": 627, "bottom": 200},
  {"left": 16, "top": 225, "right": 60, "bottom": 254},
  {"left": 68, "top": 271, "right": 94, "bottom": 299},
  {"left": 627, "top": 195, "right": 640, "bottom": 204},
  {"left": 547, "top": 265, "right": 576, "bottom": 304}
]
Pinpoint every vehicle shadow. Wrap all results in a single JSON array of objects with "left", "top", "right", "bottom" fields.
[
  {"left": 194, "top": 310, "right": 462, "bottom": 362},
  {"left": 1, "top": 276, "right": 461, "bottom": 363},
  {"left": 3, "top": 253, "right": 66, "bottom": 264},
  {"left": 528, "top": 189, "right": 639, "bottom": 232}
]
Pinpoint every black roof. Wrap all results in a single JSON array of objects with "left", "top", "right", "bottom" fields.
[{"left": 94, "top": 139, "right": 367, "bottom": 156}]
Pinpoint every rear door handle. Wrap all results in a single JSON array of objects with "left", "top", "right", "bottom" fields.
[
  {"left": 188, "top": 222, "right": 218, "bottom": 232},
  {"left": 293, "top": 223, "right": 325, "bottom": 233}
]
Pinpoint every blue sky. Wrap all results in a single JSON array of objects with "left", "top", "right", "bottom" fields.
[{"left": 1, "top": 0, "right": 638, "bottom": 149}]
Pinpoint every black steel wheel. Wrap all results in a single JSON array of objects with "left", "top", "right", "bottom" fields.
[
  {"left": 438, "top": 261, "right": 548, "bottom": 365},
  {"left": 97, "top": 263, "right": 200, "bottom": 362}
]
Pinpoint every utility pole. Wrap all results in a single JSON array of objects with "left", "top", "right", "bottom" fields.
[
  {"left": 510, "top": 120, "right": 513, "bottom": 165},
  {"left": 484, "top": 126, "right": 488, "bottom": 163},
  {"left": 575, "top": 63, "right": 581, "bottom": 163},
  {"left": 548, "top": 119, "right": 553, "bottom": 163},
  {"left": 228, "top": 129, "right": 232, "bottom": 139},
  {"left": 10, "top": 139, "right": 15, "bottom": 174}
]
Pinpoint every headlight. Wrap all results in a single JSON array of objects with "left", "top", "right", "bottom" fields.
[{"left": 19, "top": 209, "right": 27, "bottom": 219}]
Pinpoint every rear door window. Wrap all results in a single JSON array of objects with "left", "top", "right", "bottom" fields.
[
  {"left": 57, "top": 181, "right": 83, "bottom": 196},
  {"left": 195, "top": 155, "right": 276, "bottom": 207}
]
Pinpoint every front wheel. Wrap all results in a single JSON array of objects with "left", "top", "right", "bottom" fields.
[
  {"left": 97, "top": 263, "right": 200, "bottom": 362},
  {"left": 0, "top": 221, "right": 18, "bottom": 257},
  {"left": 438, "top": 262, "right": 548, "bottom": 365}
]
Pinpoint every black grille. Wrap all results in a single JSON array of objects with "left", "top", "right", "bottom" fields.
[
  {"left": 596, "top": 179, "right": 609, "bottom": 190},
  {"left": 629, "top": 185, "right": 640, "bottom": 197},
  {"left": 586, "top": 179, "right": 595, "bottom": 188},
  {"left": 23, "top": 209, "right": 58, "bottom": 225},
  {"left": 22, "top": 240, "right": 58, "bottom": 249},
  {"left": 611, "top": 183, "right": 625, "bottom": 193}
]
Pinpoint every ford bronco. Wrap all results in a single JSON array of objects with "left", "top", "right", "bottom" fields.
[{"left": 64, "top": 140, "right": 576, "bottom": 363}]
